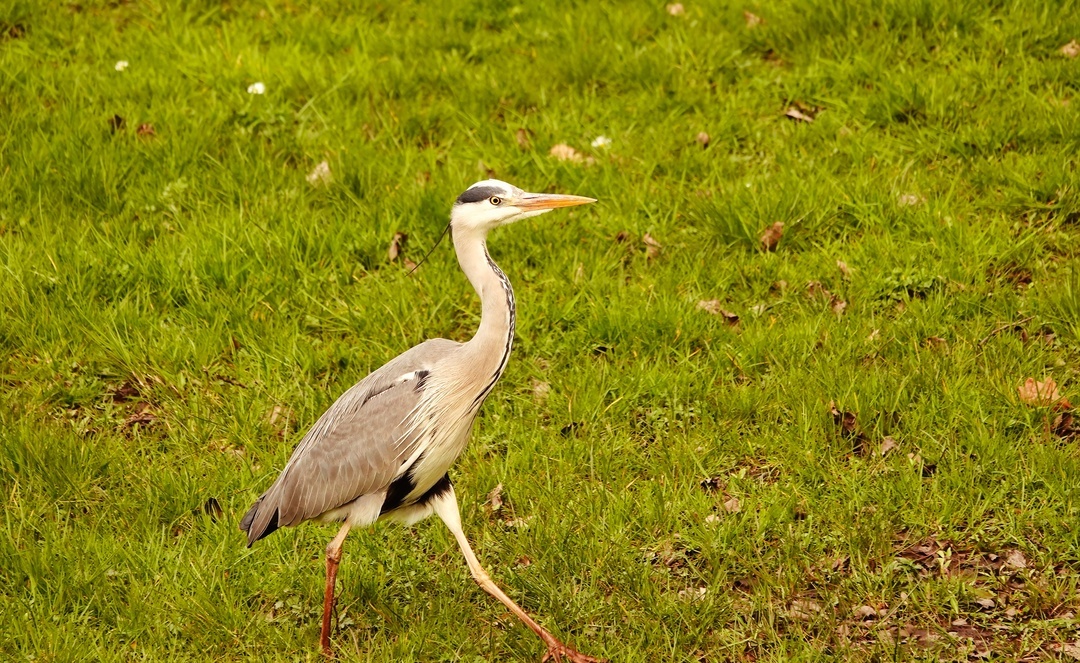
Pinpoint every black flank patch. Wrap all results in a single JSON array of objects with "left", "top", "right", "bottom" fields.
[{"left": 381, "top": 458, "right": 421, "bottom": 514}]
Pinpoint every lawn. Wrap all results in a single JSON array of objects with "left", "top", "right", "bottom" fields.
[{"left": 2, "top": 0, "right": 1080, "bottom": 660}]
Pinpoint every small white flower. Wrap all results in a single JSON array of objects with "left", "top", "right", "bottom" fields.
[
  {"left": 591, "top": 135, "right": 612, "bottom": 148},
  {"left": 247, "top": 82, "right": 266, "bottom": 95},
  {"left": 115, "top": 60, "right": 129, "bottom": 72}
]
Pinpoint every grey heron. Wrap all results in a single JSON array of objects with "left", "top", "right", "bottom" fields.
[{"left": 240, "top": 180, "right": 600, "bottom": 662}]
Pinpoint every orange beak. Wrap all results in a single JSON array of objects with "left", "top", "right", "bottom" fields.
[{"left": 515, "top": 192, "right": 597, "bottom": 211}]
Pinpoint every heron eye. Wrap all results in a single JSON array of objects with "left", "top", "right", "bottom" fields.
[{"left": 489, "top": 196, "right": 502, "bottom": 206}]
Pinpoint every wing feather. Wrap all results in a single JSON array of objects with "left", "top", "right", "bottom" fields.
[{"left": 241, "top": 338, "right": 458, "bottom": 545}]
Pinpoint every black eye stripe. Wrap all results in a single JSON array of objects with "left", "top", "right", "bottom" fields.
[{"left": 455, "top": 186, "right": 503, "bottom": 205}]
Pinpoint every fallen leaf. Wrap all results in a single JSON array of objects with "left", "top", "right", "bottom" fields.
[
  {"left": 853, "top": 605, "right": 877, "bottom": 620},
  {"left": 925, "top": 336, "right": 947, "bottom": 348},
  {"left": 402, "top": 258, "right": 417, "bottom": 271},
  {"left": 743, "top": 10, "right": 764, "bottom": 27},
  {"left": 785, "top": 107, "right": 814, "bottom": 123},
  {"left": 678, "top": 586, "right": 707, "bottom": 601},
  {"left": 1053, "top": 411, "right": 1079, "bottom": 440},
  {"left": 531, "top": 379, "right": 550, "bottom": 403},
  {"left": 760, "top": 221, "right": 784, "bottom": 251},
  {"left": 705, "top": 514, "right": 720, "bottom": 524},
  {"left": 137, "top": 123, "right": 155, "bottom": 137},
  {"left": 696, "top": 131, "right": 710, "bottom": 147},
  {"left": 975, "top": 597, "right": 995, "bottom": 610},
  {"left": 1004, "top": 550, "right": 1027, "bottom": 570},
  {"left": 124, "top": 403, "right": 156, "bottom": 428},
  {"left": 1058, "top": 642, "right": 1080, "bottom": 660},
  {"left": 266, "top": 405, "right": 287, "bottom": 426},
  {"left": 837, "top": 260, "right": 852, "bottom": 279},
  {"left": 515, "top": 128, "right": 530, "bottom": 148},
  {"left": 878, "top": 436, "right": 899, "bottom": 456},
  {"left": 486, "top": 483, "right": 504, "bottom": 513},
  {"left": 388, "top": 231, "right": 407, "bottom": 262},
  {"left": 306, "top": 160, "right": 332, "bottom": 186},
  {"left": 789, "top": 599, "right": 821, "bottom": 620},
  {"left": 831, "top": 298, "right": 847, "bottom": 315},
  {"left": 829, "top": 401, "right": 869, "bottom": 454},
  {"left": 1017, "top": 377, "right": 1070, "bottom": 408},
  {"left": 550, "top": 143, "right": 585, "bottom": 163},
  {"left": 700, "top": 477, "right": 723, "bottom": 493},
  {"left": 723, "top": 497, "right": 741, "bottom": 513},
  {"left": 666, "top": 3, "right": 685, "bottom": 16},
  {"left": 1061, "top": 39, "right": 1080, "bottom": 58},
  {"left": 515, "top": 555, "right": 532, "bottom": 567},
  {"left": 697, "top": 299, "right": 721, "bottom": 315},
  {"left": 643, "top": 233, "right": 662, "bottom": 259}
]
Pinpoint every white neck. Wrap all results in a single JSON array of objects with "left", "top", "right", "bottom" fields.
[{"left": 452, "top": 226, "right": 516, "bottom": 396}]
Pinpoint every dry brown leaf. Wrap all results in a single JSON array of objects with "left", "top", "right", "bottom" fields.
[
  {"left": 666, "top": 3, "right": 685, "bottom": 16},
  {"left": 306, "top": 160, "right": 332, "bottom": 186},
  {"left": 266, "top": 405, "right": 292, "bottom": 427},
  {"left": 878, "top": 436, "right": 899, "bottom": 456},
  {"left": 643, "top": 232, "right": 662, "bottom": 259},
  {"left": 743, "top": 10, "right": 764, "bottom": 28},
  {"left": 831, "top": 298, "right": 847, "bottom": 315},
  {"left": 785, "top": 107, "right": 814, "bottom": 123},
  {"left": 705, "top": 514, "right": 720, "bottom": 524},
  {"left": 723, "top": 497, "right": 741, "bottom": 513},
  {"left": 837, "top": 260, "right": 852, "bottom": 279},
  {"left": 697, "top": 299, "right": 722, "bottom": 315},
  {"left": 402, "top": 258, "right": 417, "bottom": 271},
  {"left": 137, "top": 123, "right": 155, "bottom": 138},
  {"left": 789, "top": 599, "right": 821, "bottom": 620},
  {"left": 853, "top": 605, "right": 877, "bottom": 620},
  {"left": 925, "top": 336, "right": 947, "bottom": 348},
  {"left": 760, "top": 221, "right": 784, "bottom": 251},
  {"left": 515, "top": 128, "right": 530, "bottom": 148},
  {"left": 898, "top": 193, "right": 924, "bottom": 207},
  {"left": 1017, "top": 377, "right": 1068, "bottom": 408},
  {"left": 486, "top": 483, "right": 504, "bottom": 513},
  {"left": 388, "top": 231, "right": 407, "bottom": 263},
  {"left": 550, "top": 143, "right": 584, "bottom": 162},
  {"left": 531, "top": 379, "right": 550, "bottom": 403},
  {"left": 1061, "top": 39, "right": 1080, "bottom": 58},
  {"left": 1056, "top": 642, "right": 1080, "bottom": 660},
  {"left": 1004, "top": 549, "right": 1027, "bottom": 570},
  {"left": 678, "top": 586, "right": 707, "bottom": 601}
]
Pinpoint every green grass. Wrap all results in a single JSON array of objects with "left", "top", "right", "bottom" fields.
[{"left": 2, "top": 0, "right": 1080, "bottom": 660}]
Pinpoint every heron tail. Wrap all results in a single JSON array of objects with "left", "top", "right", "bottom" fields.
[{"left": 239, "top": 494, "right": 280, "bottom": 547}]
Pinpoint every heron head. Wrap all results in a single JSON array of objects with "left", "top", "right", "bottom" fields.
[{"left": 450, "top": 179, "right": 595, "bottom": 234}]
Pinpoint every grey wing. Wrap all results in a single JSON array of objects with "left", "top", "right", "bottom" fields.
[{"left": 240, "top": 338, "right": 457, "bottom": 545}]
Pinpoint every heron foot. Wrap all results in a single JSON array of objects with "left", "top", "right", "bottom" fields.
[{"left": 540, "top": 642, "right": 603, "bottom": 663}]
